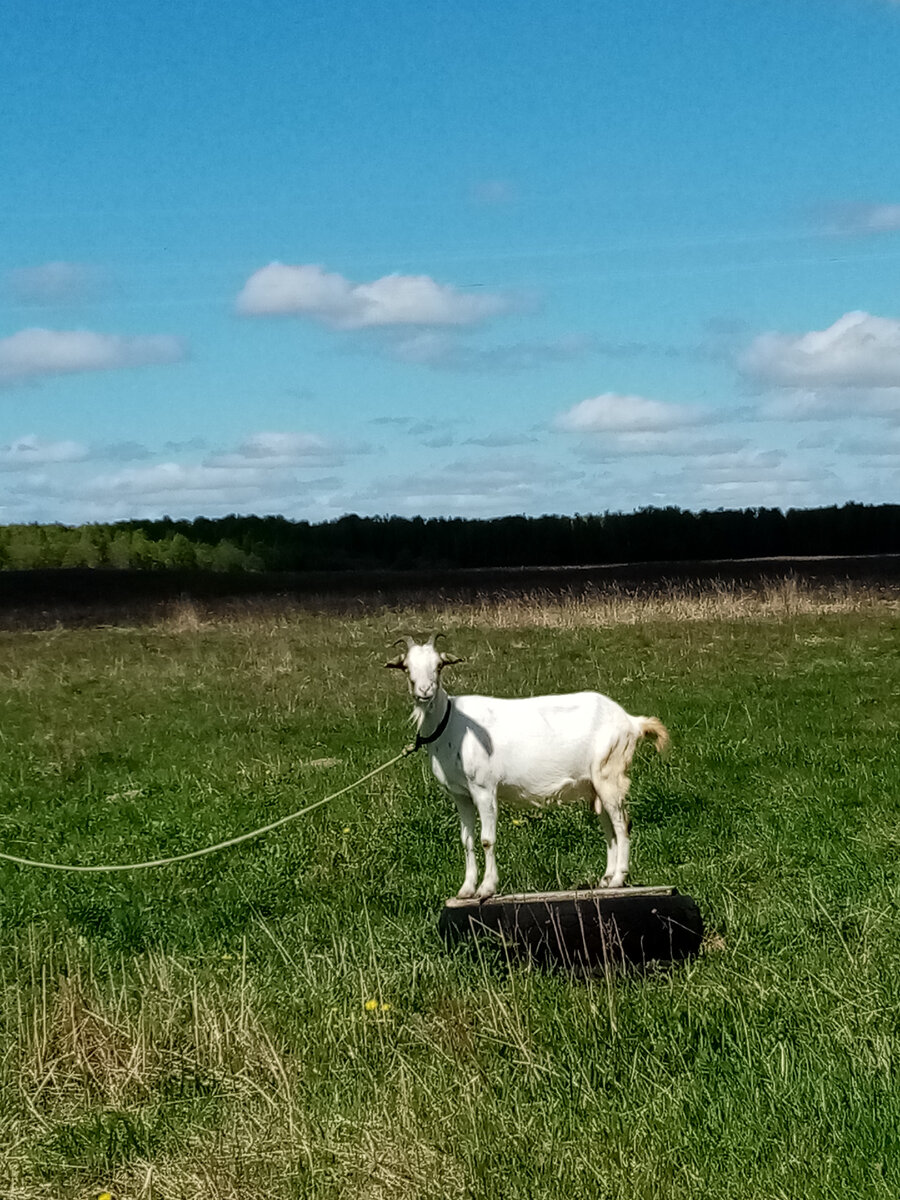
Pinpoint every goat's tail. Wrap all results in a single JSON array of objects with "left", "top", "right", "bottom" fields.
[{"left": 636, "top": 716, "right": 670, "bottom": 754}]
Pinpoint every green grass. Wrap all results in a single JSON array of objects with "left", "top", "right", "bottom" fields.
[{"left": 1, "top": 594, "right": 899, "bottom": 1198}]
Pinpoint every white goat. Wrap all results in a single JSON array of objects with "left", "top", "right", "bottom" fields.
[{"left": 386, "top": 635, "right": 669, "bottom": 899}]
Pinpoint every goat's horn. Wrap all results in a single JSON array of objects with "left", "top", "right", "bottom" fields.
[
  {"left": 428, "top": 632, "right": 445, "bottom": 646},
  {"left": 392, "top": 637, "right": 415, "bottom": 652}
]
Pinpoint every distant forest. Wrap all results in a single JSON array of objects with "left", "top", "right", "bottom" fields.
[{"left": 0, "top": 503, "right": 897, "bottom": 573}]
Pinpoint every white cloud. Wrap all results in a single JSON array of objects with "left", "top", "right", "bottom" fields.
[
  {"left": 0, "top": 428, "right": 357, "bottom": 523},
  {"left": 236, "top": 431, "right": 331, "bottom": 458},
  {"left": 598, "top": 451, "right": 846, "bottom": 512},
  {"left": 205, "top": 430, "right": 354, "bottom": 470},
  {"left": 757, "top": 385, "right": 900, "bottom": 422},
  {"left": 796, "top": 431, "right": 836, "bottom": 450},
  {"left": 338, "top": 455, "right": 582, "bottom": 517},
  {"left": 576, "top": 432, "right": 747, "bottom": 460},
  {"left": 463, "top": 432, "right": 538, "bottom": 448},
  {"left": 740, "top": 311, "right": 900, "bottom": 388},
  {"left": 685, "top": 448, "right": 788, "bottom": 484},
  {"left": 236, "top": 262, "right": 508, "bottom": 328},
  {"left": 85, "top": 462, "right": 264, "bottom": 499},
  {"left": 0, "top": 434, "right": 88, "bottom": 470},
  {"left": 0, "top": 328, "right": 187, "bottom": 381},
  {"left": 387, "top": 331, "right": 460, "bottom": 365},
  {"left": 7, "top": 261, "right": 104, "bottom": 304},
  {"left": 756, "top": 389, "right": 841, "bottom": 421},
  {"left": 837, "top": 429, "right": 900, "bottom": 457},
  {"left": 470, "top": 179, "right": 517, "bottom": 206},
  {"left": 555, "top": 392, "right": 707, "bottom": 434},
  {"left": 388, "top": 330, "right": 591, "bottom": 372},
  {"left": 3, "top": 453, "right": 344, "bottom": 524},
  {"left": 837, "top": 204, "right": 900, "bottom": 234},
  {"left": 94, "top": 441, "right": 154, "bottom": 462}
]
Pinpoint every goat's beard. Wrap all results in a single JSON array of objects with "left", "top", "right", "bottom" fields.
[{"left": 409, "top": 700, "right": 432, "bottom": 731}]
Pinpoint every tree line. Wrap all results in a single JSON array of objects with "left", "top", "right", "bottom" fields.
[{"left": 0, "top": 503, "right": 897, "bottom": 573}]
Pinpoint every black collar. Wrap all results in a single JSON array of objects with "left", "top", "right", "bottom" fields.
[{"left": 414, "top": 697, "right": 452, "bottom": 750}]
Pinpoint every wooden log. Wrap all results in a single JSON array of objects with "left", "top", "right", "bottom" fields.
[{"left": 439, "top": 886, "right": 704, "bottom": 971}]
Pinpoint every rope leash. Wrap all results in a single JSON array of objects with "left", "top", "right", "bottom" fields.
[{"left": 0, "top": 744, "right": 419, "bottom": 873}]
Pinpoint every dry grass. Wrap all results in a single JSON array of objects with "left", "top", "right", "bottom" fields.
[
  {"left": 160, "top": 597, "right": 215, "bottom": 634},
  {"left": 149, "top": 576, "right": 900, "bottom": 638},
  {"left": 446, "top": 576, "right": 899, "bottom": 628},
  {"left": 2, "top": 566, "right": 897, "bottom": 636},
  {"left": 1, "top": 931, "right": 468, "bottom": 1200},
  {"left": 5, "top": 938, "right": 285, "bottom": 1123},
  {"left": 93, "top": 1121, "right": 465, "bottom": 1200}
]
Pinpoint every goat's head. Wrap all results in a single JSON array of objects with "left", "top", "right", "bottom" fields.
[{"left": 384, "top": 634, "right": 464, "bottom": 708}]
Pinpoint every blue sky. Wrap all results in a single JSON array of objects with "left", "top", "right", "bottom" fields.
[{"left": 2, "top": 0, "right": 900, "bottom": 523}]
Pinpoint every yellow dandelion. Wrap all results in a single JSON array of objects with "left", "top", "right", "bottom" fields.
[
  {"left": 512, "top": 818, "right": 524, "bottom": 827},
  {"left": 380, "top": 1002, "right": 392, "bottom": 1012},
  {"left": 364, "top": 998, "right": 378, "bottom": 1011},
  {"left": 342, "top": 826, "right": 351, "bottom": 833},
  {"left": 98, "top": 1192, "right": 113, "bottom": 1200}
]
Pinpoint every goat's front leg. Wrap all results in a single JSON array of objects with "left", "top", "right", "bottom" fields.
[
  {"left": 454, "top": 792, "right": 479, "bottom": 899},
  {"left": 470, "top": 785, "right": 499, "bottom": 900}
]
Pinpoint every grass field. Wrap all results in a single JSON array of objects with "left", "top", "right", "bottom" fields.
[{"left": 1, "top": 582, "right": 899, "bottom": 1199}]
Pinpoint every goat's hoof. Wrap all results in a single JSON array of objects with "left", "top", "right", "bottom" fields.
[
  {"left": 598, "top": 875, "right": 613, "bottom": 889},
  {"left": 456, "top": 886, "right": 477, "bottom": 900},
  {"left": 474, "top": 887, "right": 497, "bottom": 902}
]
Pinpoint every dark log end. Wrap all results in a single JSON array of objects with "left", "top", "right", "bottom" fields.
[{"left": 438, "top": 886, "right": 704, "bottom": 972}]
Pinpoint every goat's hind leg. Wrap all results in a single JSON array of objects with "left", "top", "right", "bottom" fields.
[
  {"left": 592, "top": 760, "right": 632, "bottom": 889},
  {"left": 454, "top": 792, "right": 479, "bottom": 899},
  {"left": 592, "top": 795, "right": 618, "bottom": 888}
]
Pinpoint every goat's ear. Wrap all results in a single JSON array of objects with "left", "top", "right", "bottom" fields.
[
  {"left": 440, "top": 653, "right": 465, "bottom": 667},
  {"left": 384, "top": 656, "right": 407, "bottom": 670}
]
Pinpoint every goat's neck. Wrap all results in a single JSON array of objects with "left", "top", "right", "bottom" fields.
[{"left": 413, "top": 685, "right": 451, "bottom": 737}]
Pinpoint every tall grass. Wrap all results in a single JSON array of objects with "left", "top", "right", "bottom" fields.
[
  {"left": 0, "top": 583, "right": 898, "bottom": 1198},
  {"left": 146, "top": 574, "right": 898, "bottom": 634}
]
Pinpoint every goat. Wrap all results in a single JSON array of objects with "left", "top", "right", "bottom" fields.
[{"left": 386, "top": 635, "right": 668, "bottom": 899}]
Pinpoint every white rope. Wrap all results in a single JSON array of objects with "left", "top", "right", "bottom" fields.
[{"left": 0, "top": 745, "right": 417, "bottom": 873}]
